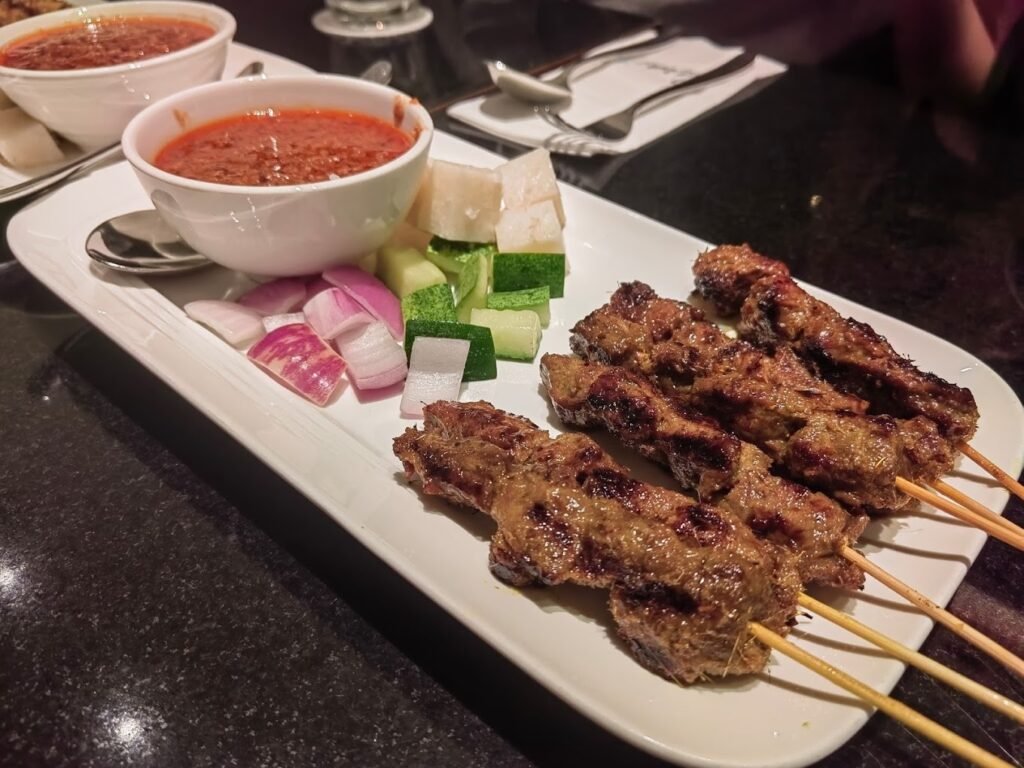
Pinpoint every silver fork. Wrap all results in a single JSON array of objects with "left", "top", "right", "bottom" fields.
[
  {"left": 539, "top": 51, "right": 755, "bottom": 143},
  {"left": 535, "top": 108, "right": 621, "bottom": 157}
]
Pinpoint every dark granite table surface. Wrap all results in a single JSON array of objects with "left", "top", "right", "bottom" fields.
[{"left": 1, "top": 1, "right": 1023, "bottom": 767}]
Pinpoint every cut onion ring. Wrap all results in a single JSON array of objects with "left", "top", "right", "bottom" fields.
[
  {"left": 335, "top": 320, "right": 407, "bottom": 389},
  {"left": 303, "top": 287, "right": 372, "bottom": 340},
  {"left": 185, "top": 300, "right": 265, "bottom": 347},
  {"left": 263, "top": 312, "right": 306, "bottom": 333},
  {"left": 248, "top": 323, "right": 347, "bottom": 407},
  {"left": 322, "top": 266, "right": 403, "bottom": 340},
  {"left": 238, "top": 277, "right": 308, "bottom": 316}
]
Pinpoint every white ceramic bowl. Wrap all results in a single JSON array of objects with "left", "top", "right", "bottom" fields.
[
  {"left": 0, "top": 1, "right": 235, "bottom": 149},
  {"left": 122, "top": 74, "right": 433, "bottom": 276}
]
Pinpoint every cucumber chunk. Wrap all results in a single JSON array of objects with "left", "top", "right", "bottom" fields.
[
  {"left": 491, "top": 252, "right": 565, "bottom": 298},
  {"left": 485, "top": 285, "right": 550, "bottom": 327},
  {"left": 470, "top": 308, "right": 541, "bottom": 361},
  {"left": 401, "top": 283, "right": 457, "bottom": 323},
  {"left": 377, "top": 245, "right": 446, "bottom": 298},
  {"left": 404, "top": 319, "right": 497, "bottom": 381},
  {"left": 425, "top": 237, "right": 497, "bottom": 273},
  {"left": 456, "top": 252, "right": 490, "bottom": 323}
]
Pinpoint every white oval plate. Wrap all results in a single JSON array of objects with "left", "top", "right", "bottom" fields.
[{"left": 7, "top": 108, "right": 1023, "bottom": 767}]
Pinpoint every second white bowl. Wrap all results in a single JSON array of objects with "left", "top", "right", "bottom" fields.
[{"left": 0, "top": 1, "right": 236, "bottom": 149}]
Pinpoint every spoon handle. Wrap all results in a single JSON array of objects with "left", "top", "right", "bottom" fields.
[{"left": 0, "top": 143, "right": 122, "bottom": 205}]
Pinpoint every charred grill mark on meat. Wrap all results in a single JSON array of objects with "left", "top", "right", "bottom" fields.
[
  {"left": 540, "top": 353, "right": 741, "bottom": 497},
  {"left": 394, "top": 401, "right": 800, "bottom": 683},
  {"left": 693, "top": 245, "right": 979, "bottom": 443},
  {"left": 541, "top": 353, "right": 867, "bottom": 589},
  {"left": 691, "top": 244, "right": 792, "bottom": 315},
  {"left": 570, "top": 283, "right": 955, "bottom": 512}
]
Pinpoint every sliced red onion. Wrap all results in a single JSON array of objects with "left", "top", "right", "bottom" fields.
[
  {"left": 237, "top": 277, "right": 308, "bottom": 316},
  {"left": 262, "top": 312, "right": 306, "bottom": 333},
  {"left": 400, "top": 337, "right": 471, "bottom": 418},
  {"left": 302, "top": 287, "right": 372, "bottom": 340},
  {"left": 305, "top": 277, "right": 334, "bottom": 301},
  {"left": 248, "top": 323, "right": 346, "bottom": 407},
  {"left": 184, "top": 300, "right": 265, "bottom": 347},
  {"left": 335, "top": 320, "right": 407, "bottom": 388},
  {"left": 322, "top": 266, "right": 403, "bottom": 340}
]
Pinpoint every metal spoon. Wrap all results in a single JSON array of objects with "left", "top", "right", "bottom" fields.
[
  {"left": 484, "top": 27, "right": 679, "bottom": 106},
  {"left": 86, "top": 60, "right": 398, "bottom": 276},
  {"left": 87, "top": 211, "right": 212, "bottom": 275}
]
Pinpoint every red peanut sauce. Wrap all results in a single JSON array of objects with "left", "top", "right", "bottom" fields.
[
  {"left": 154, "top": 108, "right": 414, "bottom": 187},
  {"left": 0, "top": 16, "right": 215, "bottom": 71}
]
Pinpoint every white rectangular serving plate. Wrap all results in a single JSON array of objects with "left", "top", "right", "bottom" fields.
[{"left": 9, "top": 122, "right": 1023, "bottom": 767}]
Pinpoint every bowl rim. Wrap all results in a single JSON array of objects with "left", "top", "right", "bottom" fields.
[
  {"left": 0, "top": 1, "right": 236, "bottom": 80},
  {"left": 122, "top": 73, "right": 435, "bottom": 197}
]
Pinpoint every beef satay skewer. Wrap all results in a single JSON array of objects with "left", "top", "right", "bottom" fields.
[
  {"left": 540, "top": 352, "right": 868, "bottom": 589},
  {"left": 394, "top": 401, "right": 801, "bottom": 683},
  {"left": 573, "top": 282, "right": 1015, "bottom": 546},
  {"left": 541, "top": 354, "right": 1024, "bottom": 678},
  {"left": 397, "top": 403, "right": 1015, "bottom": 766},
  {"left": 693, "top": 244, "right": 1024, "bottom": 506}
]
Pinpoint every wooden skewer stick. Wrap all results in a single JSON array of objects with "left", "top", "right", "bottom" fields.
[
  {"left": 841, "top": 547, "right": 1024, "bottom": 678},
  {"left": 959, "top": 443, "right": 1024, "bottom": 505},
  {"left": 797, "top": 593, "right": 1024, "bottom": 725},
  {"left": 748, "top": 623, "right": 1013, "bottom": 768},
  {"left": 894, "top": 477, "right": 1024, "bottom": 551},
  {"left": 931, "top": 479, "right": 1023, "bottom": 537}
]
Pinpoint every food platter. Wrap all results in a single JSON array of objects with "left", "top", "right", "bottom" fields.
[{"left": 9, "top": 103, "right": 1024, "bottom": 767}]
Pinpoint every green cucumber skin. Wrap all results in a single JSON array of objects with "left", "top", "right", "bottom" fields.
[
  {"left": 491, "top": 253, "right": 565, "bottom": 298},
  {"left": 469, "top": 308, "right": 541, "bottom": 361},
  {"left": 404, "top": 319, "right": 497, "bottom": 381},
  {"left": 456, "top": 253, "right": 490, "bottom": 324},
  {"left": 401, "top": 284, "right": 457, "bottom": 323},
  {"left": 452, "top": 253, "right": 481, "bottom": 305},
  {"left": 426, "top": 237, "right": 497, "bottom": 273},
  {"left": 485, "top": 286, "right": 550, "bottom": 327}
]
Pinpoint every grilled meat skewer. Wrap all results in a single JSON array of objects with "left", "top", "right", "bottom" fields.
[
  {"left": 394, "top": 401, "right": 800, "bottom": 683},
  {"left": 571, "top": 282, "right": 955, "bottom": 512},
  {"left": 692, "top": 245, "right": 979, "bottom": 443},
  {"left": 541, "top": 353, "right": 868, "bottom": 589}
]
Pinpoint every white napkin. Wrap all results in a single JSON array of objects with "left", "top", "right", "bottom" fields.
[{"left": 448, "top": 34, "right": 786, "bottom": 156}]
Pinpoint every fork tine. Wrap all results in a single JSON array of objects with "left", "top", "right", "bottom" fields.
[{"left": 535, "top": 108, "right": 613, "bottom": 156}]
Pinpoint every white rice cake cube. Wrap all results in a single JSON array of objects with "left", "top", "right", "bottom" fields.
[
  {"left": 0, "top": 107, "right": 64, "bottom": 168},
  {"left": 410, "top": 159, "right": 501, "bottom": 243},
  {"left": 499, "top": 148, "right": 565, "bottom": 225},
  {"left": 495, "top": 199, "right": 564, "bottom": 254}
]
